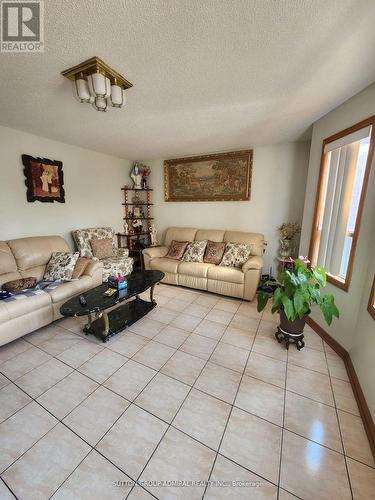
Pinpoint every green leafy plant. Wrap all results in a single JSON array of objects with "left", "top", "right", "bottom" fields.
[{"left": 257, "top": 257, "right": 339, "bottom": 326}]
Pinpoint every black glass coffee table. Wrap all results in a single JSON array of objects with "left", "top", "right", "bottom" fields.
[{"left": 60, "top": 270, "right": 164, "bottom": 342}]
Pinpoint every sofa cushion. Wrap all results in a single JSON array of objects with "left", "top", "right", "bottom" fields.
[
  {"left": 0, "top": 241, "right": 22, "bottom": 286},
  {"left": 150, "top": 257, "right": 180, "bottom": 274},
  {"left": 195, "top": 229, "right": 224, "bottom": 242},
  {"left": 72, "top": 227, "right": 116, "bottom": 258},
  {"left": 204, "top": 240, "right": 226, "bottom": 265},
  {"left": 164, "top": 227, "right": 197, "bottom": 247},
  {"left": 0, "top": 291, "right": 51, "bottom": 324},
  {"left": 72, "top": 257, "right": 90, "bottom": 279},
  {"left": 220, "top": 243, "right": 252, "bottom": 268},
  {"left": 207, "top": 266, "right": 244, "bottom": 284},
  {"left": 224, "top": 231, "right": 264, "bottom": 257},
  {"left": 44, "top": 252, "right": 79, "bottom": 282},
  {"left": 178, "top": 262, "right": 215, "bottom": 278},
  {"left": 166, "top": 240, "right": 189, "bottom": 260},
  {"left": 182, "top": 240, "right": 207, "bottom": 262},
  {"left": 90, "top": 238, "right": 113, "bottom": 259},
  {"left": 47, "top": 276, "right": 92, "bottom": 304},
  {"left": 2, "top": 277, "right": 37, "bottom": 293}
]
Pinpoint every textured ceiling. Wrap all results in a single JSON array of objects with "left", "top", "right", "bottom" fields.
[{"left": 1, "top": 0, "right": 375, "bottom": 159}]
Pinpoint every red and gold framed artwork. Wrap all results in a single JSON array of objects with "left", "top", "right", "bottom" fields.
[
  {"left": 164, "top": 150, "right": 253, "bottom": 201},
  {"left": 22, "top": 155, "right": 65, "bottom": 203}
]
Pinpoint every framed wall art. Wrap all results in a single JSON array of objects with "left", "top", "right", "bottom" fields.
[
  {"left": 22, "top": 155, "right": 65, "bottom": 203},
  {"left": 164, "top": 150, "right": 252, "bottom": 201}
]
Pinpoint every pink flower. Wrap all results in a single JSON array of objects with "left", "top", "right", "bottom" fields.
[
  {"left": 298, "top": 255, "right": 311, "bottom": 265},
  {"left": 285, "top": 257, "right": 295, "bottom": 263}
]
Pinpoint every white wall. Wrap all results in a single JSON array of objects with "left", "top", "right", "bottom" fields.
[
  {"left": 299, "top": 83, "right": 375, "bottom": 418},
  {"left": 0, "top": 126, "right": 131, "bottom": 247},
  {"left": 147, "top": 142, "right": 310, "bottom": 272}
]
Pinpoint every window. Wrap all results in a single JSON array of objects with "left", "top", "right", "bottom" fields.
[
  {"left": 368, "top": 276, "right": 375, "bottom": 320},
  {"left": 309, "top": 117, "right": 374, "bottom": 291}
]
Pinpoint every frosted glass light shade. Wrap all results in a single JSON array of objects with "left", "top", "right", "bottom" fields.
[
  {"left": 93, "top": 96, "right": 107, "bottom": 112},
  {"left": 110, "top": 84, "right": 124, "bottom": 107},
  {"left": 88, "top": 72, "right": 107, "bottom": 97},
  {"left": 75, "top": 77, "right": 91, "bottom": 103},
  {"left": 105, "top": 77, "right": 111, "bottom": 99}
]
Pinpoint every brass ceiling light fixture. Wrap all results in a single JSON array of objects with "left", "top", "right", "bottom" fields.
[{"left": 61, "top": 56, "right": 133, "bottom": 112}]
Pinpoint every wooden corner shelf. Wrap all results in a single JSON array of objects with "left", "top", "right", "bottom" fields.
[{"left": 119, "top": 185, "right": 154, "bottom": 250}]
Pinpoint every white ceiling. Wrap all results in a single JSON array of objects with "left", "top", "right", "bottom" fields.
[{"left": 1, "top": 0, "right": 375, "bottom": 160}]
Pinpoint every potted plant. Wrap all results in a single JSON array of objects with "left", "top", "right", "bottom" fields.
[{"left": 257, "top": 257, "right": 339, "bottom": 348}]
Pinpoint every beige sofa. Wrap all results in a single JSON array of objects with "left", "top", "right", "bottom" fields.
[
  {"left": 0, "top": 236, "right": 102, "bottom": 346},
  {"left": 143, "top": 227, "right": 264, "bottom": 301}
]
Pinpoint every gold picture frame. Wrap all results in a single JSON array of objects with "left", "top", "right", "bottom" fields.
[{"left": 164, "top": 150, "right": 253, "bottom": 202}]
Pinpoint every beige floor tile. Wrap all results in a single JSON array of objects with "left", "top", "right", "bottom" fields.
[
  {"left": 0, "top": 373, "right": 10, "bottom": 390},
  {"left": 38, "top": 331, "right": 84, "bottom": 356},
  {"left": 236, "top": 302, "right": 262, "bottom": 319},
  {"left": 288, "top": 346, "right": 328, "bottom": 375},
  {"left": 221, "top": 325, "right": 255, "bottom": 350},
  {"left": 165, "top": 297, "right": 190, "bottom": 312},
  {"left": 0, "top": 338, "right": 32, "bottom": 363},
  {"left": 0, "top": 480, "right": 15, "bottom": 499},
  {"left": 0, "top": 401, "right": 57, "bottom": 473},
  {"left": 57, "top": 315, "right": 86, "bottom": 334},
  {"left": 52, "top": 450, "right": 133, "bottom": 499},
  {"left": 173, "top": 388, "right": 231, "bottom": 450},
  {"left": 302, "top": 330, "right": 324, "bottom": 352},
  {"left": 157, "top": 284, "right": 180, "bottom": 297},
  {"left": 331, "top": 377, "right": 360, "bottom": 415},
  {"left": 205, "top": 454, "right": 278, "bottom": 499},
  {"left": 24, "top": 324, "right": 64, "bottom": 346},
  {"left": 153, "top": 294, "right": 171, "bottom": 306},
  {"left": 338, "top": 410, "right": 375, "bottom": 466},
  {"left": 286, "top": 364, "right": 334, "bottom": 406},
  {"left": 0, "top": 346, "right": 51, "bottom": 380},
  {"left": 161, "top": 350, "right": 206, "bottom": 385},
  {"left": 135, "top": 373, "right": 190, "bottom": 422},
  {"left": 194, "top": 294, "right": 220, "bottom": 307},
  {"left": 257, "top": 319, "right": 278, "bottom": 337},
  {"left": 56, "top": 341, "right": 103, "bottom": 368},
  {"left": 261, "top": 310, "right": 279, "bottom": 324},
  {"left": 78, "top": 348, "right": 128, "bottom": 383},
  {"left": 2, "top": 424, "right": 90, "bottom": 500},
  {"left": 235, "top": 375, "right": 284, "bottom": 426},
  {"left": 280, "top": 430, "right": 352, "bottom": 500},
  {"left": 97, "top": 404, "right": 167, "bottom": 479},
  {"left": 194, "top": 362, "right": 241, "bottom": 404},
  {"left": 252, "top": 335, "right": 287, "bottom": 362},
  {"left": 176, "top": 289, "right": 201, "bottom": 302},
  {"left": 180, "top": 333, "right": 218, "bottom": 360},
  {"left": 140, "top": 427, "right": 215, "bottom": 499},
  {"left": 346, "top": 457, "right": 375, "bottom": 500},
  {"left": 245, "top": 352, "right": 286, "bottom": 388},
  {"left": 278, "top": 489, "right": 300, "bottom": 499},
  {"left": 193, "top": 319, "right": 227, "bottom": 340},
  {"left": 108, "top": 332, "right": 149, "bottom": 358},
  {"left": 210, "top": 342, "right": 249, "bottom": 373},
  {"left": 63, "top": 386, "right": 129, "bottom": 446},
  {"left": 205, "top": 308, "right": 234, "bottom": 325},
  {"left": 326, "top": 354, "right": 349, "bottom": 381},
  {"left": 0, "top": 384, "right": 31, "bottom": 423},
  {"left": 220, "top": 407, "right": 282, "bottom": 484},
  {"left": 127, "top": 485, "right": 154, "bottom": 499},
  {"left": 147, "top": 306, "right": 179, "bottom": 324},
  {"left": 37, "top": 371, "right": 98, "bottom": 419},
  {"left": 214, "top": 298, "right": 241, "bottom": 314},
  {"left": 183, "top": 302, "right": 211, "bottom": 318},
  {"left": 104, "top": 359, "right": 156, "bottom": 401},
  {"left": 170, "top": 312, "right": 202, "bottom": 332},
  {"left": 230, "top": 313, "right": 260, "bottom": 332},
  {"left": 284, "top": 391, "right": 343, "bottom": 452},
  {"left": 153, "top": 325, "right": 190, "bottom": 348},
  {"left": 133, "top": 340, "right": 176, "bottom": 370},
  {"left": 16, "top": 358, "right": 73, "bottom": 398},
  {"left": 127, "top": 317, "right": 165, "bottom": 339}
]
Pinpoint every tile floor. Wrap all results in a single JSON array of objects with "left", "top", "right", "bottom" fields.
[{"left": 0, "top": 283, "right": 374, "bottom": 499}]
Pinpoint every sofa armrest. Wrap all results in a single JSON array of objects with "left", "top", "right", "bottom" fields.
[
  {"left": 116, "top": 248, "right": 129, "bottom": 258},
  {"left": 142, "top": 246, "right": 169, "bottom": 259},
  {"left": 83, "top": 260, "right": 103, "bottom": 278},
  {"left": 242, "top": 255, "right": 263, "bottom": 273}
]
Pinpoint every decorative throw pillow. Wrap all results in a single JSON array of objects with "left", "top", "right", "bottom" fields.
[
  {"left": 44, "top": 252, "right": 79, "bottom": 282},
  {"left": 90, "top": 238, "right": 113, "bottom": 259},
  {"left": 203, "top": 240, "right": 226, "bottom": 265},
  {"left": 166, "top": 240, "right": 189, "bottom": 260},
  {"left": 2, "top": 277, "right": 37, "bottom": 293},
  {"left": 182, "top": 240, "right": 208, "bottom": 262},
  {"left": 220, "top": 242, "right": 252, "bottom": 268},
  {"left": 71, "top": 257, "right": 90, "bottom": 279}
]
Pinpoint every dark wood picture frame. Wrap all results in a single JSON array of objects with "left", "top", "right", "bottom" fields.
[
  {"left": 308, "top": 115, "right": 375, "bottom": 291},
  {"left": 164, "top": 150, "right": 252, "bottom": 202},
  {"left": 368, "top": 275, "right": 375, "bottom": 321},
  {"left": 22, "top": 154, "right": 65, "bottom": 203}
]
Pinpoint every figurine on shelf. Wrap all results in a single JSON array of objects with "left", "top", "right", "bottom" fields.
[
  {"left": 130, "top": 162, "right": 143, "bottom": 190},
  {"left": 150, "top": 224, "right": 158, "bottom": 245},
  {"left": 132, "top": 219, "right": 143, "bottom": 233},
  {"left": 123, "top": 221, "right": 129, "bottom": 235},
  {"left": 141, "top": 166, "right": 151, "bottom": 189},
  {"left": 132, "top": 192, "right": 142, "bottom": 204}
]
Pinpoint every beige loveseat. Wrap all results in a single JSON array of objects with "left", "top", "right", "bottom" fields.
[
  {"left": 0, "top": 236, "right": 102, "bottom": 346},
  {"left": 143, "top": 227, "right": 264, "bottom": 301}
]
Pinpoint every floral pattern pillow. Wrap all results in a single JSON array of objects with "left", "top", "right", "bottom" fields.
[
  {"left": 166, "top": 240, "right": 189, "bottom": 260},
  {"left": 44, "top": 252, "right": 79, "bottom": 282},
  {"left": 182, "top": 240, "right": 208, "bottom": 262},
  {"left": 220, "top": 243, "right": 252, "bottom": 268},
  {"left": 203, "top": 240, "right": 226, "bottom": 265}
]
